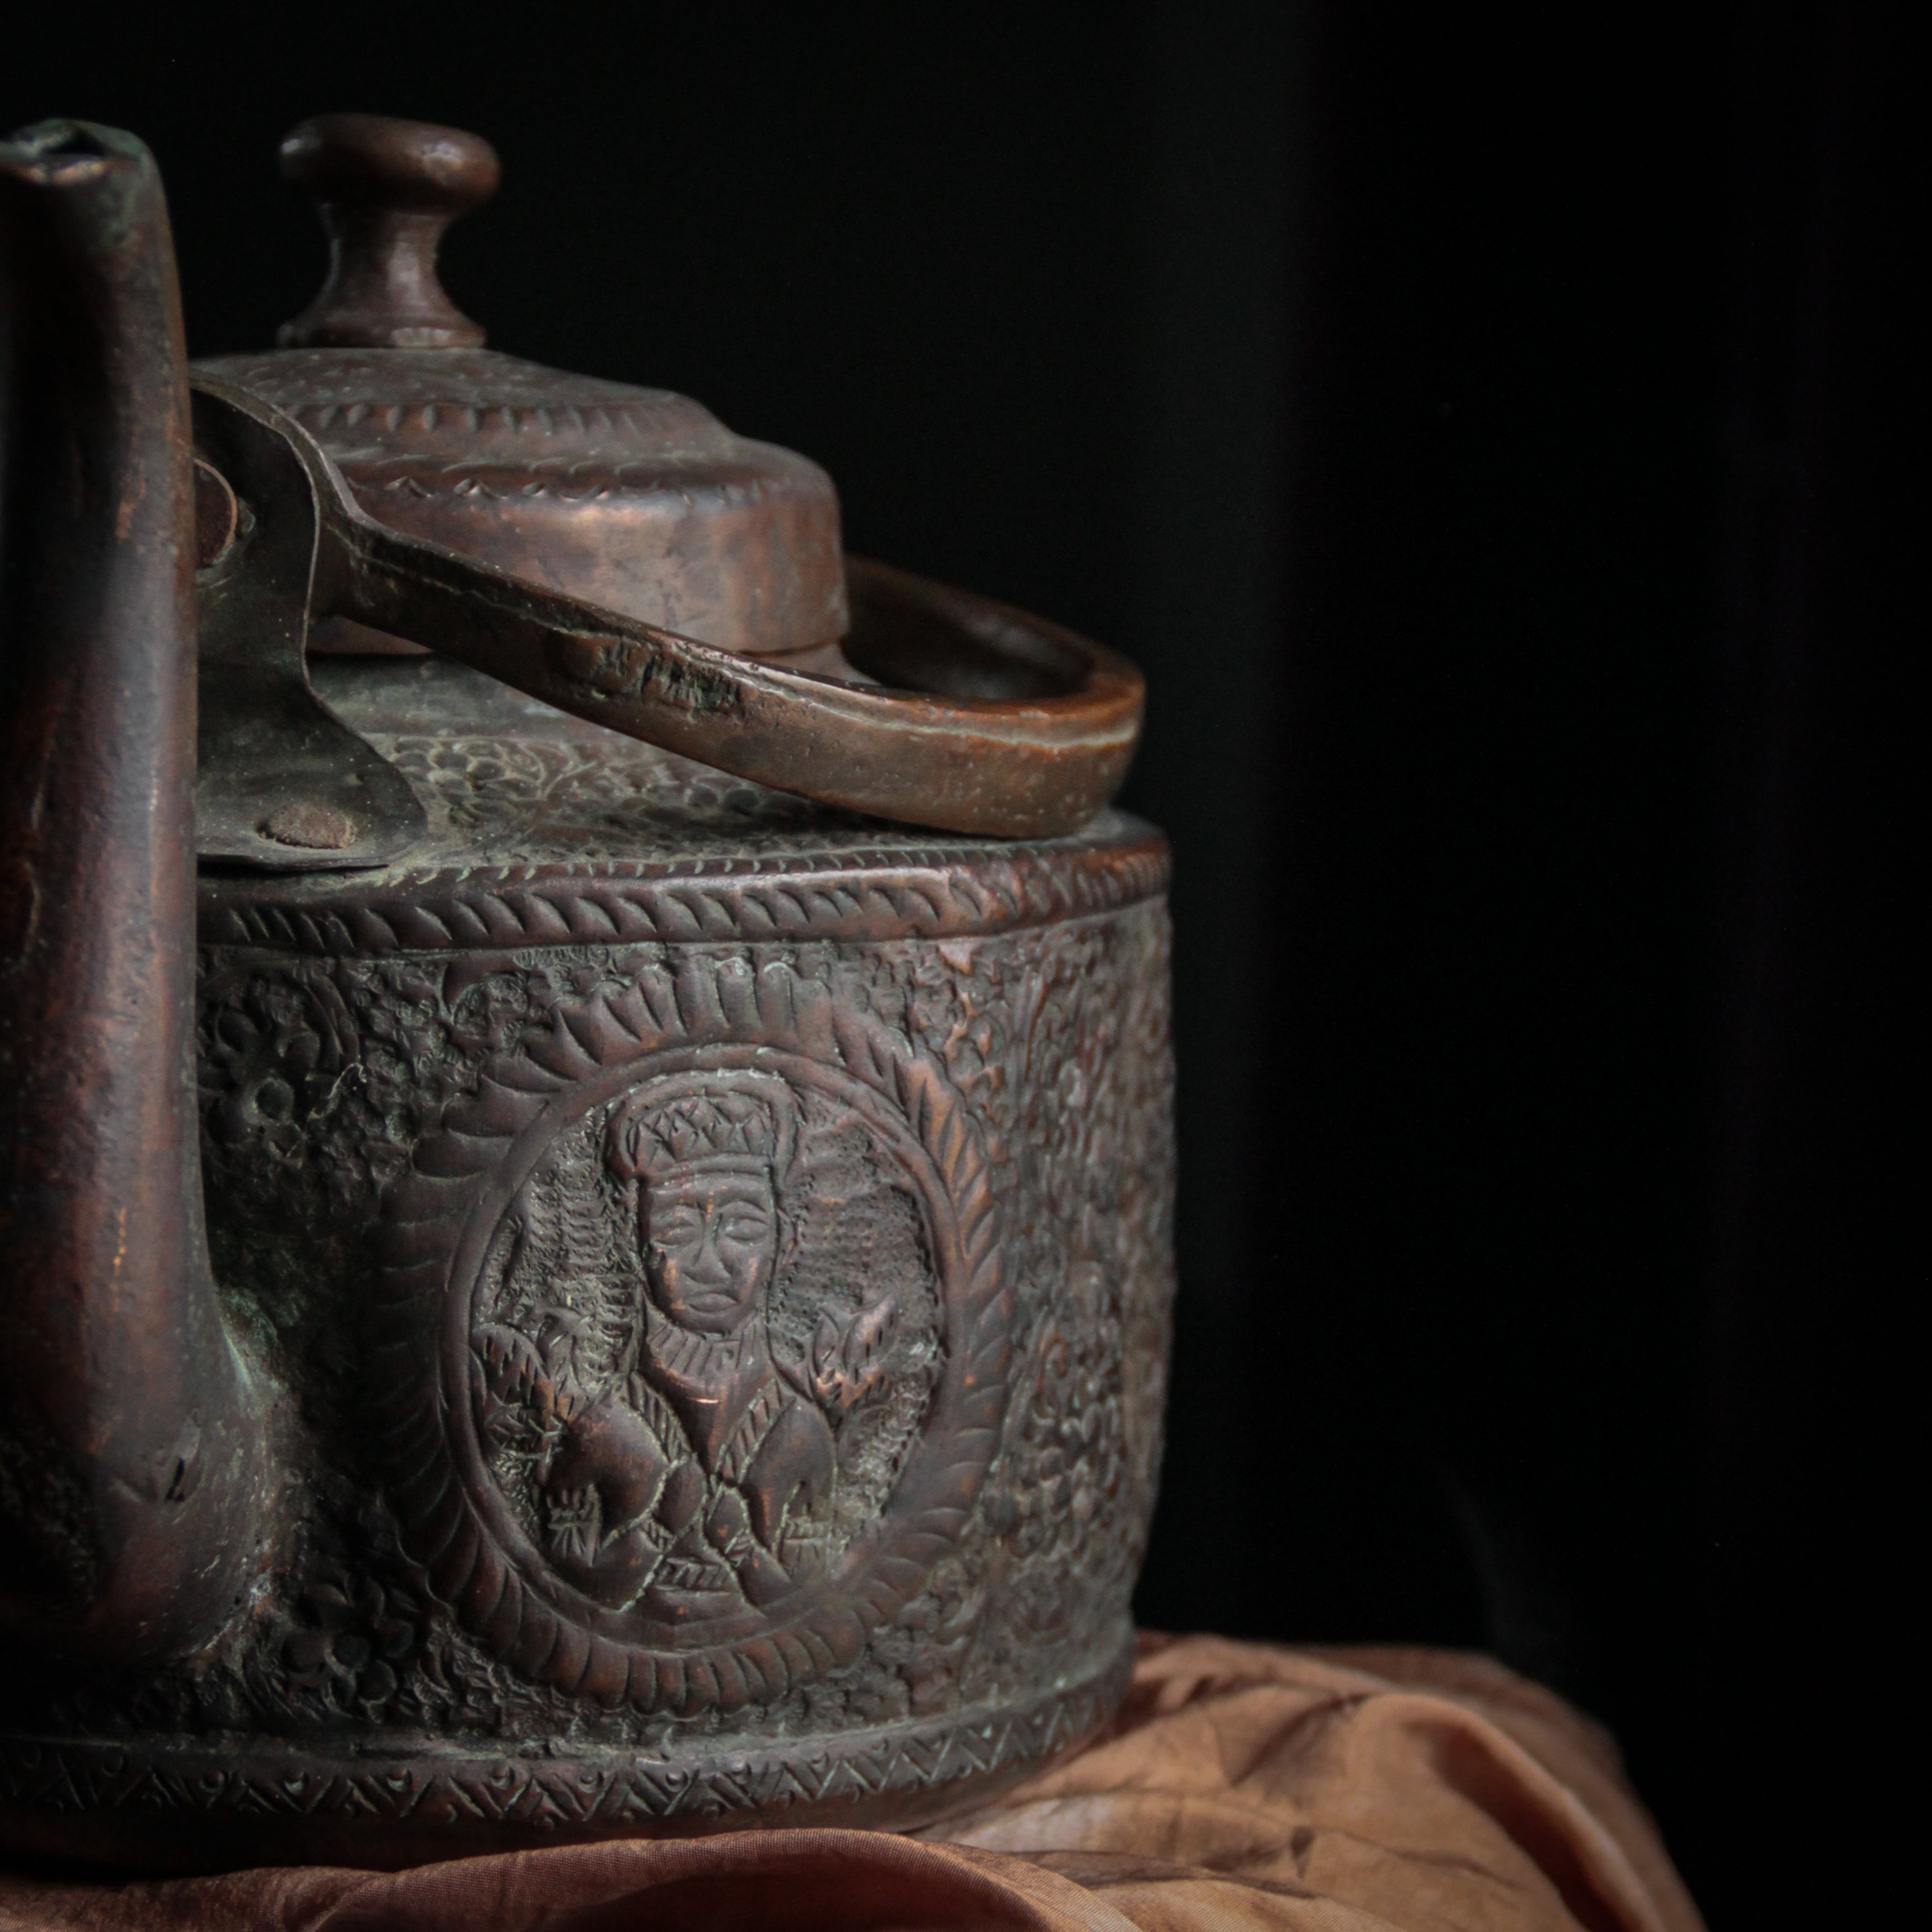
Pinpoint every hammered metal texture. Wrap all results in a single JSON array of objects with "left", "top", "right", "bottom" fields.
[{"left": 0, "top": 666, "right": 1174, "bottom": 1868}]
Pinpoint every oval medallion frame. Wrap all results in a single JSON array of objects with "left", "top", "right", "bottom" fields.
[{"left": 376, "top": 954, "right": 1012, "bottom": 1715}]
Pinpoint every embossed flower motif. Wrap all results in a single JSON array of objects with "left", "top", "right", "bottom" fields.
[
  {"left": 385, "top": 735, "right": 562, "bottom": 838},
  {"left": 882, "top": 1553, "right": 980, "bottom": 1713},
  {"left": 992, "top": 1257, "right": 1126, "bottom": 1575},
  {"left": 545, "top": 1486, "right": 602, "bottom": 1568},
  {"left": 846, "top": 1673, "right": 912, "bottom": 1726},
  {"left": 563, "top": 957, "right": 630, "bottom": 1003},
  {"left": 448, "top": 971, "right": 541, "bottom": 1060},
  {"left": 1009, "top": 1567, "right": 1075, "bottom": 1639},
  {"left": 906, "top": 954, "right": 1010, "bottom": 1108},
  {"left": 345, "top": 963, "right": 479, "bottom": 1139},
  {"left": 279, "top": 1568, "right": 418, "bottom": 1714},
  {"left": 202, "top": 974, "right": 354, "bottom": 1155}
]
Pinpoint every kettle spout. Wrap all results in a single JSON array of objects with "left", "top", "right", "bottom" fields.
[{"left": 0, "top": 123, "right": 263, "bottom": 1659}]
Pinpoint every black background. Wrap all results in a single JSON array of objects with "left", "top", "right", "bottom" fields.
[{"left": 5, "top": 4, "right": 1906, "bottom": 1922}]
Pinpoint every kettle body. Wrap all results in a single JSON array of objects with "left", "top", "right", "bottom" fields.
[{"left": 0, "top": 118, "right": 1173, "bottom": 1870}]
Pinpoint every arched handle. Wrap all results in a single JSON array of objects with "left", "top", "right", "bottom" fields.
[{"left": 192, "top": 376, "right": 1145, "bottom": 841}]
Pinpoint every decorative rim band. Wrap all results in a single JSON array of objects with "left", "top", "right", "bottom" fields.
[
  {"left": 0, "top": 1625, "right": 1133, "bottom": 1843},
  {"left": 199, "top": 818, "right": 1169, "bottom": 957}
]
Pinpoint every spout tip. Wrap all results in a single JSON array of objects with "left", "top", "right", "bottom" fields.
[{"left": 0, "top": 119, "right": 143, "bottom": 187}]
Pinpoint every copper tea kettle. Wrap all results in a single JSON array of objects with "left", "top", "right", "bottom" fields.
[{"left": 0, "top": 117, "right": 1171, "bottom": 1869}]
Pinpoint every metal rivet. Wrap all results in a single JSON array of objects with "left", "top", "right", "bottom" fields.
[{"left": 261, "top": 802, "right": 358, "bottom": 850}]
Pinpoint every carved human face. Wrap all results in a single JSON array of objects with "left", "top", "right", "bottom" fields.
[{"left": 642, "top": 1166, "right": 776, "bottom": 1335}]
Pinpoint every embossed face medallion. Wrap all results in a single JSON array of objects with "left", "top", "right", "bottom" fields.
[
  {"left": 378, "top": 957, "right": 1013, "bottom": 1715},
  {"left": 477, "top": 1068, "right": 934, "bottom": 1624}
]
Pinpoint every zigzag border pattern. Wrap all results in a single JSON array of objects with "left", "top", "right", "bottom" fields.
[{"left": 0, "top": 1633, "right": 1132, "bottom": 1832}]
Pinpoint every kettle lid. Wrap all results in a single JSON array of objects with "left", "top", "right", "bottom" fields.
[{"left": 194, "top": 115, "right": 845, "bottom": 660}]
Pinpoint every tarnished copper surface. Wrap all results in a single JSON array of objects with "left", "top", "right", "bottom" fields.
[
  {"left": 276, "top": 114, "right": 497, "bottom": 351},
  {"left": 0, "top": 116, "right": 1175, "bottom": 1871},
  {"left": 202, "top": 114, "right": 846, "bottom": 659},
  {"left": 197, "top": 347, "right": 850, "bottom": 660},
  {"left": 0, "top": 123, "right": 263, "bottom": 1666},
  {"left": 4, "top": 664, "right": 1176, "bottom": 1868},
  {"left": 190, "top": 377, "right": 1145, "bottom": 842}
]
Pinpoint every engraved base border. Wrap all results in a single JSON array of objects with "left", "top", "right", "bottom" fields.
[{"left": 0, "top": 1624, "right": 1133, "bottom": 1872}]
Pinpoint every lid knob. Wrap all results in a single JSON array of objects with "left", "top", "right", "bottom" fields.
[{"left": 276, "top": 113, "right": 498, "bottom": 349}]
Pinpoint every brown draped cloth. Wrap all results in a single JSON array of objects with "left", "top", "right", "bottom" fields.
[{"left": 0, "top": 1636, "right": 1703, "bottom": 1932}]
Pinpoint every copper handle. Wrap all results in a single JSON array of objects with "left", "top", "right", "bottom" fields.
[{"left": 192, "top": 376, "right": 1145, "bottom": 842}]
